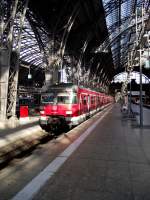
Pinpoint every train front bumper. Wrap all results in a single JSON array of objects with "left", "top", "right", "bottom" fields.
[{"left": 39, "top": 116, "right": 48, "bottom": 125}]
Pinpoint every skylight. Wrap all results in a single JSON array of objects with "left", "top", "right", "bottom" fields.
[
  {"left": 13, "top": 12, "right": 49, "bottom": 68},
  {"left": 113, "top": 71, "right": 150, "bottom": 84}
]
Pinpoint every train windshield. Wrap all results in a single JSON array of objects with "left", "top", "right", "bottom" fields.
[
  {"left": 41, "top": 93, "right": 55, "bottom": 104},
  {"left": 19, "top": 97, "right": 34, "bottom": 108},
  {"left": 41, "top": 92, "right": 77, "bottom": 104}
]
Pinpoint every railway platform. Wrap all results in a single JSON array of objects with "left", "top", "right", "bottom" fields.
[
  {"left": 12, "top": 103, "right": 150, "bottom": 200},
  {"left": 0, "top": 104, "right": 110, "bottom": 165},
  {"left": 0, "top": 116, "right": 44, "bottom": 165},
  {"left": 131, "top": 103, "right": 150, "bottom": 126}
]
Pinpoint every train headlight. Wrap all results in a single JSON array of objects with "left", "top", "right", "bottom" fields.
[
  {"left": 66, "top": 111, "right": 72, "bottom": 114},
  {"left": 40, "top": 110, "right": 45, "bottom": 115}
]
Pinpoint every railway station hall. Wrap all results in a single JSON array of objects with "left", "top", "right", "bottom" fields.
[{"left": 0, "top": 0, "right": 150, "bottom": 199}]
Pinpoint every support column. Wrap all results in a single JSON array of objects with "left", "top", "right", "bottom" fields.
[
  {"left": 53, "top": 66, "right": 59, "bottom": 84},
  {"left": 42, "top": 67, "right": 59, "bottom": 91},
  {"left": 7, "top": 51, "right": 19, "bottom": 118},
  {"left": 7, "top": 0, "right": 29, "bottom": 122},
  {"left": 0, "top": 48, "right": 10, "bottom": 122},
  {"left": 139, "top": 48, "right": 143, "bottom": 127}
]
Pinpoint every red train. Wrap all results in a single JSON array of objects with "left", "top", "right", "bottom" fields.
[{"left": 39, "top": 83, "right": 113, "bottom": 132}]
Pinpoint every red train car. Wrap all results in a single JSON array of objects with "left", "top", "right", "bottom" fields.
[{"left": 39, "top": 83, "right": 113, "bottom": 132}]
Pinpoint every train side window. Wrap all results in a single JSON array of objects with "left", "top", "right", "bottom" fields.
[
  {"left": 91, "top": 96, "right": 93, "bottom": 105},
  {"left": 83, "top": 96, "right": 87, "bottom": 105},
  {"left": 88, "top": 95, "right": 90, "bottom": 104},
  {"left": 72, "top": 95, "right": 78, "bottom": 104},
  {"left": 91, "top": 96, "right": 95, "bottom": 105}
]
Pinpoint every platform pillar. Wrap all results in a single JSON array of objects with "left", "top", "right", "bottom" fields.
[{"left": 0, "top": 48, "right": 10, "bottom": 121}]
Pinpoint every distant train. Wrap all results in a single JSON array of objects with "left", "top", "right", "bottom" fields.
[
  {"left": 16, "top": 95, "right": 40, "bottom": 118},
  {"left": 39, "top": 83, "right": 113, "bottom": 132}
]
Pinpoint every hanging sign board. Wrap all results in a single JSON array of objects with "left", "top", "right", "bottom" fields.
[{"left": 129, "top": 91, "right": 145, "bottom": 96}]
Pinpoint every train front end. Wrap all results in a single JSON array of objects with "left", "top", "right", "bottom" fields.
[{"left": 39, "top": 84, "right": 79, "bottom": 133}]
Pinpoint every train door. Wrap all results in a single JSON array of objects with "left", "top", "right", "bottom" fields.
[
  {"left": 98, "top": 95, "right": 101, "bottom": 107},
  {"left": 93, "top": 96, "right": 96, "bottom": 110},
  {"left": 96, "top": 95, "right": 98, "bottom": 109},
  {"left": 79, "top": 93, "right": 87, "bottom": 115},
  {"left": 80, "top": 94, "right": 86, "bottom": 114},
  {"left": 78, "top": 93, "right": 82, "bottom": 115},
  {"left": 87, "top": 95, "right": 90, "bottom": 112},
  {"left": 83, "top": 95, "right": 87, "bottom": 113}
]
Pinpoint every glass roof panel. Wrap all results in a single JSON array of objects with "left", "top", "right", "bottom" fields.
[
  {"left": 13, "top": 12, "right": 49, "bottom": 68},
  {"left": 102, "top": 0, "right": 138, "bottom": 68},
  {"left": 102, "top": 0, "right": 150, "bottom": 70},
  {"left": 113, "top": 71, "right": 150, "bottom": 84}
]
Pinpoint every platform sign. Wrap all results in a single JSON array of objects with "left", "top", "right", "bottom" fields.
[{"left": 128, "top": 91, "right": 145, "bottom": 96}]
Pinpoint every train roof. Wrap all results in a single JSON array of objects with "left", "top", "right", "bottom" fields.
[
  {"left": 43, "top": 82, "right": 106, "bottom": 95},
  {"left": 49, "top": 83, "right": 75, "bottom": 88}
]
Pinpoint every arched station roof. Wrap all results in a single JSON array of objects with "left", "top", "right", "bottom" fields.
[
  {"left": 2, "top": 0, "right": 114, "bottom": 86},
  {"left": 113, "top": 71, "right": 150, "bottom": 84},
  {"left": 98, "top": 0, "right": 150, "bottom": 76},
  {"left": 27, "top": 0, "right": 115, "bottom": 84},
  {"left": 1, "top": 0, "right": 150, "bottom": 87}
]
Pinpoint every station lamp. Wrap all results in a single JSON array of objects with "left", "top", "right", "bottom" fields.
[{"left": 27, "top": 65, "right": 32, "bottom": 79}]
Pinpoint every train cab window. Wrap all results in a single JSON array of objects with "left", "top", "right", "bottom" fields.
[
  {"left": 57, "top": 96, "right": 70, "bottom": 104},
  {"left": 57, "top": 93, "right": 78, "bottom": 104},
  {"left": 41, "top": 92, "right": 78, "bottom": 104},
  {"left": 41, "top": 93, "right": 55, "bottom": 104},
  {"left": 57, "top": 92, "right": 71, "bottom": 104}
]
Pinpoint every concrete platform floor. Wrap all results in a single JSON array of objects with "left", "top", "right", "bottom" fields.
[{"left": 16, "top": 104, "right": 150, "bottom": 200}]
